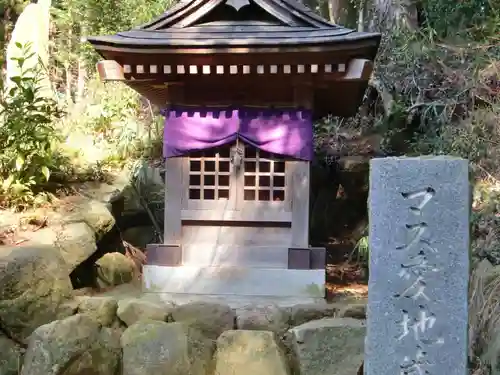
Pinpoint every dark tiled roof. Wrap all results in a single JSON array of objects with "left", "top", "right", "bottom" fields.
[{"left": 87, "top": 0, "right": 380, "bottom": 49}]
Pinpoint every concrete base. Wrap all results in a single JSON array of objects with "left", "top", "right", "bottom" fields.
[{"left": 143, "top": 265, "right": 325, "bottom": 298}]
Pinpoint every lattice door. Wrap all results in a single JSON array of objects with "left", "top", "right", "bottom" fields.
[
  {"left": 240, "top": 143, "right": 290, "bottom": 210},
  {"left": 183, "top": 143, "right": 236, "bottom": 210},
  {"left": 183, "top": 142, "right": 290, "bottom": 212}
]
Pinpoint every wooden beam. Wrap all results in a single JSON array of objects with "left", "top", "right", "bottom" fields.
[
  {"left": 344, "top": 58, "right": 373, "bottom": 81},
  {"left": 96, "top": 60, "right": 125, "bottom": 81}
]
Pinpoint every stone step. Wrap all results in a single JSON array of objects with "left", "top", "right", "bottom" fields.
[
  {"left": 182, "top": 245, "right": 289, "bottom": 268},
  {"left": 142, "top": 265, "right": 325, "bottom": 298}
]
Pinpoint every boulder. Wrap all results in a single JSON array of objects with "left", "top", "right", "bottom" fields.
[
  {"left": 96, "top": 252, "right": 135, "bottom": 288},
  {"left": 54, "top": 222, "right": 97, "bottom": 271},
  {"left": 77, "top": 296, "right": 118, "bottom": 327},
  {"left": 0, "top": 246, "right": 73, "bottom": 343},
  {"left": 28, "top": 223, "right": 97, "bottom": 272},
  {"left": 48, "top": 197, "right": 115, "bottom": 241},
  {"left": 121, "top": 321, "right": 213, "bottom": 375},
  {"left": 21, "top": 314, "right": 121, "bottom": 375},
  {"left": 214, "top": 330, "right": 290, "bottom": 375},
  {"left": 339, "top": 303, "right": 366, "bottom": 319},
  {"left": 236, "top": 305, "right": 290, "bottom": 334},
  {"left": 288, "top": 318, "right": 366, "bottom": 375},
  {"left": 26, "top": 197, "right": 117, "bottom": 271},
  {"left": 171, "top": 302, "right": 235, "bottom": 339},
  {"left": 6, "top": 0, "right": 52, "bottom": 98},
  {"left": 288, "top": 303, "right": 339, "bottom": 326},
  {"left": 0, "top": 334, "right": 23, "bottom": 375},
  {"left": 56, "top": 299, "right": 81, "bottom": 320},
  {"left": 117, "top": 298, "right": 171, "bottom": 326},
  {"left": 75, "top": 199, "right": 115, "bottom": 240}
]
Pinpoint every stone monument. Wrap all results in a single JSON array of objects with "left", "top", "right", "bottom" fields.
[
  {"left": 6, "top": 0, "right": 53, "bottom": 98},
  {"left": 366, "top": 156, "right": 470, "bottom": 374}
]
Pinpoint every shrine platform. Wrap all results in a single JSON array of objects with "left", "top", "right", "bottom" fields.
[{"left": 142, "top": 265, "right": 325, "bottom": 305}]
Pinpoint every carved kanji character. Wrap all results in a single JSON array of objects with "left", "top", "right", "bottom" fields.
[
  {"left": 402, "top": 187, "right": 436, "bottom": 215},
  {"left": 397, "top": 223, "right": 437, "bottom": 253},
  {"left": 400, "top": 347, "right": 432, "bottom": 375},
  {"left": 399, "top": 253, "right": 440, "bottom": 279},
  {"left": 396, "top": 307, "right": 437, "bottom": 342},
  {"left": 396, "top": 276, "right": 430, "bottom": 301}
]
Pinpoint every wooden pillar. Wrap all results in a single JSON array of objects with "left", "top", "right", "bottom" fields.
[
  {"left": 146, "top": 88, "right": 185, "bottom": 267},
  {"left": 164, "top": 83, "right": 185, "bottom": 246},
  {"left": 291, "top": 85, "right": 313, "bottom": 248},
  {"left": 164, "top": 157, "right": 183, "bottom": 245},
  {"left": 291, "top": 161, "right": 310, "bottom": 248}
]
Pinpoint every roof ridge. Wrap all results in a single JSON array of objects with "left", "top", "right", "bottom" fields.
[{"left": 136, "top": 0, "right": 337, "bottom": 30}]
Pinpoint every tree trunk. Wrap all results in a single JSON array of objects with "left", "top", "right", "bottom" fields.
[
  {"left": 357, "top": 0, "right": 366, "bottom": 31},
  {"left": 368, "top": 0, "right": 419, "bottom": 31},
  {"left": 328, "top": 0, "right": 349, "bottom": 24},
  {"left": 76, "top": 58, "right": 86, "bottom": 102},
  {"left": 76, "top": 25, "right": 87, "bottom": 102},
  {"left": 65, "top": 63, "right": 72, "bottom": 105}
]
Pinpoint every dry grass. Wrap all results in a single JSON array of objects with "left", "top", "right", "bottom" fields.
[{"left": 469, "top": 258, "right": 500, "bottom": 375}]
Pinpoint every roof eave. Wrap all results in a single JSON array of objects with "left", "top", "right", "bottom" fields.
[{"left": 86, "top": 32, "right": 381, "bottom": 57}]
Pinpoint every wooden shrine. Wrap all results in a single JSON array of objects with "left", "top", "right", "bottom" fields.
[{"left": 88, "top": 0, "right": 381, "bottom": 301}]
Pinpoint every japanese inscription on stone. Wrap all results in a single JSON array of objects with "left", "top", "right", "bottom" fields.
[{"left": 366, "top": 157, "right": 469, "bottom": 375}]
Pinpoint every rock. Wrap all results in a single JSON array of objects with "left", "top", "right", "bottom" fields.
[
  {"left": 288, "top": 303, "right": 339, "bottom": 326},
  {"left": 6, "top": 1, "right": 52, "bottom": 98},
  {"left": 49, "top": 197, "right": 115, "bottom": 241},
  {"left": 77, "top": 296, "right": 118, "bottom": 327},
  {"left": 54, "top": 222, "right": 97, "bottom": 271},
  {"left": 0, "top": 334, "right": 23, "bottom": 375},
  {"left": 21, "top": 314, "right": 121, "bottom": 375},
  {"left": 96, "top": 252, "right": 135, "bottom": 288},
  {"left": 336, "top": 155, "right": 370, "bottom": 173},
  {"left": 121, "top": 321, "right": 213, "bottom": 375},
  {"left": 0, "top": 246, "right": 73, "bottom": 343},
  {"left": 236, "top": 305, "right": 290, "bottom": 334},
  {"left": 339, "top": 303, "right": 366, "bottom": 319},
  {"left": 171, "top": 302, "right": 235, "bottom": 339},
  {"left": 117, "top": 298, "right": 171, "bottom": 326},
  {"left": 214, "top": 330, "right": 290, "bottom": 375},
  {"left": 56, "top": 299, "right": 81, "bottom": 320},
  {"left": 26, "top": 197, "right": 117, "bottom": 272},
  {"left": 122, "top": 226, "right": 157, "bottom": 250},
  {"left": 288, "top": 318, "right": 365, "bottom": 375},
  {"left": 77, "top": 199, "right": 115, "bottom": 240}
]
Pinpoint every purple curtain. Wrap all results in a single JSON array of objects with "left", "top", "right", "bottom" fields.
[{"left": 161, "top": 106, "right": 313, "bottom": 161}]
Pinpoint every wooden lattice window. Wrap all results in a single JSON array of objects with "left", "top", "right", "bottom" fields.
[
  {"left": 188, "top": 145, "right": 231, "bottom": 200},
  {"left": 243, "top": 145, "right": 286, "bottom": 202}
]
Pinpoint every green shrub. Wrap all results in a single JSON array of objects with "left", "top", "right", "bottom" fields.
[
  {"left": 421, "top": 0, "right": 499, "bottom": 39},
  {"left": 413, "top": 103, "right": 500, "bottom": 177},
  {"left": 0, "top": 42, "right": 64, "bottom": 209},
  {"left": 352, "top": 235, "right": 369, "bottom": 265},
  {"left": 59, "top": 78, "right": 163, "bottom": 166}
]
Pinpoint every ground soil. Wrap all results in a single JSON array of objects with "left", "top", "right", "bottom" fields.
[
  {"left": 325, "top": 242, "right": 368, "bottom": 301},
  {"left": 320, "top": 177, "right": 370, "bottom": 302}
]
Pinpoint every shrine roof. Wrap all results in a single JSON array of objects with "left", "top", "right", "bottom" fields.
[{"left": 86, "top": 0, "right": 380, "bottom": 52}]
